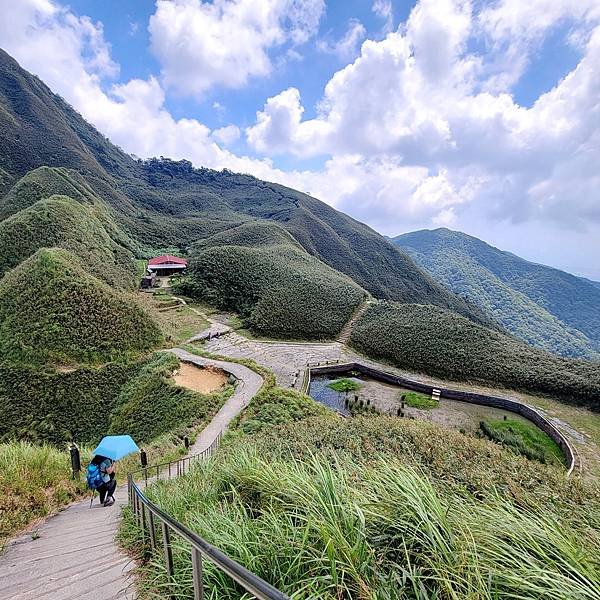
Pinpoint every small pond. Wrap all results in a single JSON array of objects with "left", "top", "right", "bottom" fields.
[{"left": 309, "top": 371, "right": 531, "bottom": 433}]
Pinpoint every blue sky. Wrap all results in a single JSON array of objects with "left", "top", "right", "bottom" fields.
[{"left": 1, "top": 0, "right": 599, "bottom": 278}]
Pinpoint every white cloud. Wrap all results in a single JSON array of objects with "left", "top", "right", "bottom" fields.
[
  {"left": 372, "top": 0, "right": 393, "bottom": 34},
  {"left": 1, "top": 0, "right": 599, "bottom": 277},
  {"left": 0, "top": 0, "right": 299, "bottom": 181},
  {"left": 317, "top": 19, "right": 366, "bottom": 60},
  {"left": 148, "top": 0, "right": 325, "bottom": 97},
  {"left": 247, "top": 0, "right": 600, "bottom": 238},
  {"left": 212, "top": 124, "right": 241, "bottom": 146}
]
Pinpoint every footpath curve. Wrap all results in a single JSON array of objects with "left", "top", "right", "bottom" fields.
[
  {"left": 0, "top": 345, "right": 263, "bottom": 600},
  {"left": 168, "top": 348, "right": 263, "bottom": 455}
]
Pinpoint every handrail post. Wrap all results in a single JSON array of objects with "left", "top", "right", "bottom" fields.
[
  {"left": 192, "top": 548, "right": 204, "bottom": 600},
  {"left": 148, "top": 510, "right": 157, "bottom": 550},
  {"left": 140, "top": 500, "right": 147, "bottom": 542},
  {"left": 161, "top": 522, "right": 174, "bottom": 580}
]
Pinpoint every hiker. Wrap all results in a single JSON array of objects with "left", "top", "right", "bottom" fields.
[{"left": 87, "top": 455, "right": 117, "bottom": 507}]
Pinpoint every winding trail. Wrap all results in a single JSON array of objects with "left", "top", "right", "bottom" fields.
[
  {"left": 0, "top": 339, "right": 263, "bottom": 599},
  {"left": 168, "top": 348, "right": 263, "bottom": 454},
  {"left": 1, "top": 302, "right": 587, "bottom": 598}
]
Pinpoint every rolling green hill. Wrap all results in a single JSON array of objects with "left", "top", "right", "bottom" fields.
[
  {"left": 0, "top": 49, "right": 492, "bottom": 328},
  {"left": 0, "top": 195, "right": 138, "bottom": 287},
  {"left": 0, "top": 248, "right": 162, "bottom": 366},
  {"left": 350, "top": 301, "right": 600, "bottom": 410},
  {"left": 122, "top": 389, "right": 600, "bottom": 599},
  {"left": 0, "top": 166, "right": 96, "bottom": 220},
  {"left": 180, "top": 222, "right": 366, "bottom": 339},
  {"left": 394, "top": 228, "right": 600, "bottom": 359}
]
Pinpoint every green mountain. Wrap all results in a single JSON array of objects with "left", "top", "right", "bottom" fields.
[
  {"left": 0, "top": 194, "right": 138, "bottom": 288},
  {"left": 0, "top": 48, "right": 491, "bottom": 329},
  {"left": 0, "top": 48, "right": 598, "bottom": 409},
  {"left": 394, "top": 228, "right": 600, "bottom": 360},
  {"left": 0, "top": 248, "right": 162, "bottom": 366}
]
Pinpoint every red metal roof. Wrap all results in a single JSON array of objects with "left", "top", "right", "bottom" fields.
[{"left": 148, "top": 254, "right": 188, "bottom": 266}]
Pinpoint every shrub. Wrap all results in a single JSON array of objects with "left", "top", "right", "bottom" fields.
[
  {"left": 0, "top": 195, "right": 138, "bottom": 288},
  {"left": 328, "top": 378, "right": 361, "bottom": 392},
  {"left": 0, "top": 362, "right": 139, "bottom": 445},
  {"left": 236, "top": 385, "right": 330, "bottom": 434},
  {"left": 179, "top": 242, "right": 365, "bottom": 339},
  {"left": 351, "top": 302, "right": 600, "bottom": 410},
  {"left": 109, "top": 353, "right": 232, "bottom": 443}
]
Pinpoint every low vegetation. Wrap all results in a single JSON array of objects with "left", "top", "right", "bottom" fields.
[
  {"left": 0, "top": 442, "right": 88, "bottom": 546},
  {"left": 0, "top": 248, "right": 162, "bottom": 366},
  {"left": 136, "top": 292, "right": 209, "bottom": 345},
  {"left": 121, "top": 411, "right": 600, "bottom": 599},
  {"left": 478, "top": 418, "right": 565, "bottom": 466},
  {"left": 328, "top": 377, "right": 361, "bottom": 393},
  {"left": 0, "top": 166, "right": 95, "bottom": 220},
  {"left": 351, "top": 302, "right": 600, "bottom": 411},
  {"left": 0, "top": 195, "right": 138, "bottom": 288},
  {"left": 178, "top": 238, "right": 366, "bottom": 339},
  {"left": 233, "top": 376, "right": 329, "bottom": 435},
  {"left": 401, "top": 390, "right": 439, "bottom": 409},
  {"left": 0, "top": 353, "right": 231, "bottom": 446},
  {"left": 0, "top": 361, "right": 138, "bottom": 445},
  {"left": 109, "top": 353, "right": 232, "bottom": 443}
]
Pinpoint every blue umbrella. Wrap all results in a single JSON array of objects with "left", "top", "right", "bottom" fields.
[{"left": 92, "top": 435, "right": 139, "bottom": 461}]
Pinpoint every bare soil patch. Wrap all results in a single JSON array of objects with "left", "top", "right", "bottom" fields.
[{"left": 174, "top": 362, "right": 227, "bottom": 394}]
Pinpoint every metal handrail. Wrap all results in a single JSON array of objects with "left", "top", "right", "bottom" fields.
[{"left": 127, "top": 433, "right": 290, "bottom": 599}]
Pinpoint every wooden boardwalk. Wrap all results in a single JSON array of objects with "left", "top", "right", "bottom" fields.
[
  {"left": 0, "top": 484, "right": 133, "bottom": 600},
  {"left": 0, "top": 348, "right": 263, "bottom": 599}
]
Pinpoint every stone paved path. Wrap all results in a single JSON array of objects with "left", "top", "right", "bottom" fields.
[{"left": 204, "top": 333, "right": 350, "bottom": 387}]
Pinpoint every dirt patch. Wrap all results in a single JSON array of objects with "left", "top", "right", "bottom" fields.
[
  {"left": 174, "top": 362, "right": 228, "bottom": 394},
  {"left": 55, "top": 365, "right": 77, "bottom": 374}
]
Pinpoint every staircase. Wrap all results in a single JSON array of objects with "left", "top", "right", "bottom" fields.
[{"left": 337, "top": 299, "right": 372, "bottom": 344}]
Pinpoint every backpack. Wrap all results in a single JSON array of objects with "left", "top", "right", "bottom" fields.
[{"left": 86, "top": 463, "right": 105, "bottom": 489}]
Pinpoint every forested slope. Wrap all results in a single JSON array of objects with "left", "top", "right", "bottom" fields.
[
  {"left": 350, "top": 301, "right": 600, "bottom": 410},
  {"left": 179, "top": 221, "right": 366, "bottom": 339},
  {"left": 395, "top": 228, "right": 600, "bottom": 359}
]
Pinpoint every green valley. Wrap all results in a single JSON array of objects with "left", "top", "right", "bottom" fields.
[{"left": 0, "top": 46, "right": 599, "bottom": 600}]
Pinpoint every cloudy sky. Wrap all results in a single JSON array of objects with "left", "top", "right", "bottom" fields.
[{"left": 1, "top": 0, "right": 599, "bottom": 279}]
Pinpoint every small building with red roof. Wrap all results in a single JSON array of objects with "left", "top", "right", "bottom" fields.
[{"left": 147, "top": 254, "right": 188, "bottom": 277}]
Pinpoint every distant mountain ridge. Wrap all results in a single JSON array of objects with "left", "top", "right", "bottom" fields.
[
  {"left": 394, "top": 228, "right": 600, "bottom": 360},
  {"left": 0, "top": 48, "right": 492, "bottom": 328}
]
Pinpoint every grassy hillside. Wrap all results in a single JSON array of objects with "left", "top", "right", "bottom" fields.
[
  {"left": 0, "top": 352, "right": 231, "bottom": 446},
  {"left": 122, "top": 396, "right": 600, "bottom": 600},
  {"left": 0, "top": 195, "right": 138, "bottom": 287},
  {"left": 0, "top": 361, "right": 138, "bottom": 445},
  {"left": 395, "top": 228, "right": 600, "bottom": 359},
  {"left": 0, "top": 49, "right": 492, "bottom": 328},
  {"left": 350, "top": 301, "right": 600, "bottom": 410},
  {"left": 0, "top": 166, "right": 96, "bottom": 220},
  {"left": 0, "top": 248, "right": 162, "bottom": 366},
  {"left": 179, "top": 223, "right": 367, "bottom": 339},
  {"left": 109, "top": 352, "right": 231, "bottom": 443},
  {"left": 0, "top": 442, "right": 88, "bottom": 546}
]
